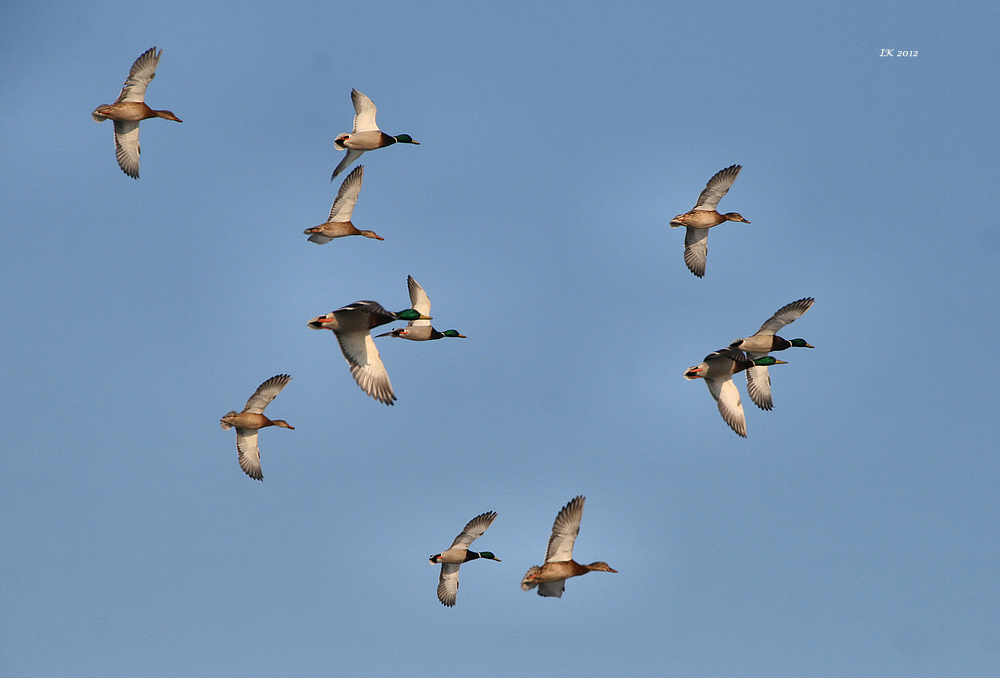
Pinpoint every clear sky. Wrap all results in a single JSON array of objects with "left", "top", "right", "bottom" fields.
[{"left": 2, "top": 1, "right": 999, "bottom": 676}]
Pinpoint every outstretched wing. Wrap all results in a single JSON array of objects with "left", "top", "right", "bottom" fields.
[
  {"left": 694, "top": 164, "right": 742, "bottom": 211},
  {"left": 745, "top": 364, "right": 773, "bottom": 411},
  {"left": 450, "top": 511, "right": 497, "bottom": 548},
  {"left": 545, "top": 496, "right": 585, "bottom": 563},
  {"left": 706, "top": 376, "right": 747, "bottom": 438},
  {"left": 683, "top": 227, "right": 709, "bottom": 278},
  {"left": 351, "top": 89, "right": 379, "bottom": 132},
  {"left": 116, "top": 47, "right": 161, "bottom": 104},
  {"left": 235, "top": 428, "right": 263, "bottom": 480},
  {"left": 328, "top": 165, "right": 364, "bottom": 222},
  {"left": 243, "top": 374, "right": 292, "bottom": 414},
  {"left": 113, "top": 120, "right": 141, "bottom": 179},
  {"left": 335, "top": 331, "right": 395, "bottom": 405},
  {"left": 437, "top": 563, "right": 460, "bottom": 606},
  {"left": 331, "top": 149, "right": 364, "bottom": 180},
  {"left": 406, "top": 275, "right": 433, "bottom": 328},
  {"left": 754, "top": 297, "right": 815, "bottom": 336}
]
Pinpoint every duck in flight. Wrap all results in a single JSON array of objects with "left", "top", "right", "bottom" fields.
[{"left": 92, "top": 47, "right": 182, "bottom": 178}]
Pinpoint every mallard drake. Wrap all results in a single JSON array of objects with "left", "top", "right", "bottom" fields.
[
  {"left": 307, "top": 301, "right": 431, "bottom": 405},
  {"left": 669, "top": 164, "right": 749, "bottom": 277},
  {"left": 92, "top": 47, "right": 182, "bottom": 179},
  {"left": 684, "top": 348, "right": 785, "bottom": 437},
  {"left": 730, "top": 298, "right": 815, "bottom": 411},
  {"left": 331, "top": 89, "right": 419, "bottom": 180},
  {"left": 220, "top": 374, "right": 294, "bottom": 481},
  {"left": 521, "top": 496, "right": 616, "bottom": 598},
  {"left": 304, "top": 165, "right": 383, "bottom": 243},
  {"left": 376, "top": 276, "right": 466, "bottom": 341},
  {"left": 429, "top": 511, "right": 500, "bottom": 607}
]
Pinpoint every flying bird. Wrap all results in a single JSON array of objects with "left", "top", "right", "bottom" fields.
[
  {"left": 92, "top": 47, "right": 182, "bottom": 178},
  {"left": 331, "top": 89, "right": 419, "bottom": 180},
  {"left": 220, "top": 374, "right": 294, "bottom": 481},
  {"left": 683, "top": 347, "right": 785, "bottom": 437},
  {"left": 521, "top": 496, "right": 617, "bottom": 598},
  {"left": 729, "top": 297, "right": 815, "bottom": 410},
  {"left": 304, "top": 165, "right": 384, "bottom": 243},
  {"left": 376, "top": 276, "right": 466, "bottom": 341},
  {"left": 307, "top": 301, "right": 431, "bottom": 405},
  {"left": 669, "top": 164, "right": 750, "bottom": 277},
  {"left": 429, "top": 511, "right": 501, "bottom": 607}
]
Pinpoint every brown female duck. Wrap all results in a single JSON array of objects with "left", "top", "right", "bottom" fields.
[
  {"left": 521, "top": 496, "right": 617, "bottom": 598},
  {"left": 220, "top": 374, "right": 295, "bottom": 481},
  {"left": 669, "top": 164, "right": 749, "bottom": 277},
  {"left": 304, "top": 165, "right": 384, "bottom": 243},
  {"left": 92, "top": 47, "right": 182, "bottom": 179}
]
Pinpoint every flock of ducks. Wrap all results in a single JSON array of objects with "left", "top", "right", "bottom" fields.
[
  {"left": 669, "top": 166, "right": 817, "bottom": 437},
  {"left": 94, "top": 46, "right": 813, "bottom": 606}
]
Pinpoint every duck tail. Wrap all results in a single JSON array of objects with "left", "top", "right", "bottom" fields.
[
  {"left": 520, "top": 566, "right": 542, "bottom": 591},
  {"left": 220, "top": 412, "right": 238, "bottom": 430}
]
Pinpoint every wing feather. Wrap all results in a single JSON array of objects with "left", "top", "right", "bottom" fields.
[
  {"left": 113, "top": 120, "right": 140, "bottom": 179},
  {"left": 450, "top": 511, "right": 497, "bottom": 548},
  {"left": 683, "top": 227, "right": 709, "bottom": 278},
  {"left": 243, "top": 374, "right": 292, "bottom": 414},
  {"left": 116, "top": 47, "right": 161, "bottom": 104},
  {"left": 545, "top": 496, "right": 585, "bottom": 563},
  {"left": 335, "top": 331, "right": 395, "bottom": 405},
  {"left": 331, "top": 149, "right": 364, "bottom": 180},
  {"left": 706, "top": 377, "right": 747, "bottom": 438},
  {"left": 755, "top": 297, "right": 815, "bottom": 336},
  {"left": 235, "top": 429, "right": 263, "bottom": 480},
  {"left": 406, "top": 276, "right": 433, "bottom": 328},
  {"left": 351, "top": 89, "right": 379, "bottom": 132},
  {"left": 745, "top": 364, "right": 773, "bottom": 411},
  {"left": 694, "top": 164, "right": 741, "bottom": 211},
  {"left": 437, "top": 563, "right": 460, "bottom": 606},
  {"left": 328, "top": 165, "right": 364, "bottom": 222}
]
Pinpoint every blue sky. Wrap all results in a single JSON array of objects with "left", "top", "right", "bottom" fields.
[{"left": 2, "top": 1, "right": 999, "bottom": 676}]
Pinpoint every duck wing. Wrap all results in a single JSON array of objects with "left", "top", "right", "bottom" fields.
[
  {"left": 537, "top": 581, "right": 566, "bottom": 598},
  {"left": 235, "top": 428, "right": 263, "bottom": 480},
  {"left": 113, "top": 120, "right": 141, "bottom": 179},
  {"left": 450, "top": 511, "right": 497, "bottom": 548},
  {"left": 351, "top": 89, "right": 379, "bottom": 132},
  {"left": 705, "top": 375, "right": 747, "bottom": 438},
  {"left": 116, "top": 47, "right": 161, "bottom": 104},
  {"left": 745, "top": 364, "right": 773, "bottom": 411},
  {"left": 754, "top": 297, "right": 815, "bottom": 336},
  {"left": 437, "top": 563, "right": 460, "bottom": 606},
  {"left": 545, "top": 495, "right": 585, "bottom": 563},
  {"left": 327, "top": 165, "right": 364, "bottom": 222},
  {"left": 331, "top": 149, "right": 364, "bottom": 180},
  {"left": 335, "top": 330, "right": 395, "bottom": 405},
  {"left": 243, "top": 374, "right": 292, "bottom": 414},
  {"left": 694, "top": 164, "right": 741, "bottom": 211},
  {"left": 406, "top": 275, "right": 433, "bottom": 328},
  {"left": 683, "top": 227, "right": 709, "bottom": 278}
]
